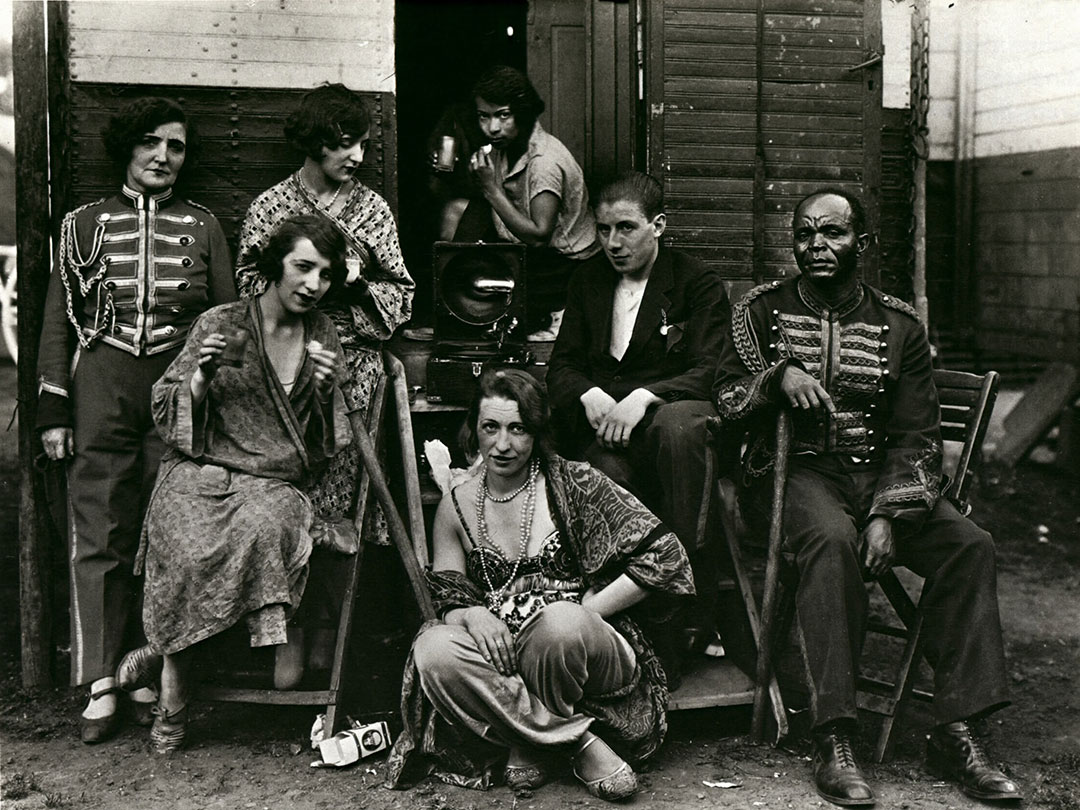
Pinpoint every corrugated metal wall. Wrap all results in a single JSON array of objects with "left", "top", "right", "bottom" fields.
[{"left": 647, "top": 0, "right": 881, "bottom": 299}]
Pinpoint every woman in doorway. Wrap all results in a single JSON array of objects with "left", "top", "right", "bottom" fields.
[
  {"left": 35, "top": 97, "right": 235, "bottom": 742},
  {"left": 128, "top": 215, "right": 351, "bottom": 752},
  {"left": 386, "top": 369, "right": 695, "bottom": 800}
]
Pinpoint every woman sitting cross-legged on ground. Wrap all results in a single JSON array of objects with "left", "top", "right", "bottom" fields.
[
  {"left": 385, "top": 369, "right": 695, "bottom": 801},
  {"left": 117, "top": 215, "right": 352, "bottom": 752}
]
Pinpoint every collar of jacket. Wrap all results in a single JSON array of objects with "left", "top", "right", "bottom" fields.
[
  {"left": 121, "top": 184, "right": 174, "bottom": 210},
  {"left": 796, "top": 274, "right": 864, "bottom": 319}
]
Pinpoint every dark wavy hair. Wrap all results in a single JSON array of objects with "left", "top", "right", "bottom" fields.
[
  {"left": 102, "top": 97, "right": 196, "bottom": 184},
  {"left": 284, "top": 84, "right": 371, "bottom": 161},
  {"left": 460, "top": 368, "right": 554, "bottom": 460},
  {"left": 596, "top": 171, "right": 665, "bottom": 220},
  {"left": 471, "top": 65, "right": 545, "bottom": 139},
  {"left": 256, "top": 214, "right": 349, "bottom": 291},
  {"left": 792, "top": 187, "right": 868, "bottom": 236}
]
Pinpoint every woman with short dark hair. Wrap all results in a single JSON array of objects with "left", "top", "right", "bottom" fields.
[
  {"left": 236, "top": 84, "right": 414, "bottom": 574},
  {"left": 465, "top": 66, "right": 599, "bottom": 340},
  {"left": 35, "top": 96, "right": 235, "bottom": 743},
  {"left": 387, "top": 369, "right": 695, "bottom": 801},
  {"left": 126, "top": 215, "right": 352, "bottom": 752}
]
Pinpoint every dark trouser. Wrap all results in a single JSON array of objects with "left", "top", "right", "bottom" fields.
[
  {"left": 746, "top": 455, "right": 1010, "bottom": 728},
  {"left": 67, "top": 344, "right": 174, "bottom": 686},
  {"left": 582, "top": 400, "right": 720, "bottom": 646}
]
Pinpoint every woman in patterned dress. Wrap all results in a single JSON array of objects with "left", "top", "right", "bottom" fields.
[
  {"left": 386, "top": 369, "right": 695, "bottom": 801},
  {"left": 236, "top": 83, "right": 414, "bottom": 544},
  {"left": 132, "top": 216, "right": 353, "bottom": 752}
]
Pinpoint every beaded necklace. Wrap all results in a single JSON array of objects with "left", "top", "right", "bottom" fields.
[
  {"left": 475, "top": 459, "right": 539, "bottom": 612},
  {"left": 298, "top": 167, "right": 344, "bottom": 212}
]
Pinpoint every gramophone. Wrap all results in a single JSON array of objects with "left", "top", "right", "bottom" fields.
[{"left": 426, "top": 241, "right": 530, "bottom": 404}]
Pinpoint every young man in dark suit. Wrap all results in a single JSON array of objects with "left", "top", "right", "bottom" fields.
[{"left": 547, "top": 172, "right": 731, "bottom": 659}]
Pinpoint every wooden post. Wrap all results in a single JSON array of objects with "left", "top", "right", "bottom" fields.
[{"left": 13, "top": 0, "right": 55, "bottom": 689}]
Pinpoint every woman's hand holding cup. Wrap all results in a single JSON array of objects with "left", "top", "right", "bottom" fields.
[{"left": 190, "top": 332, "right": 228, "bottom": 403}]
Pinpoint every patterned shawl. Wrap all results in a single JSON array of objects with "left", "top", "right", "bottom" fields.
[{"left": 385, "top": 454, "right": 695, "bottom": 790}]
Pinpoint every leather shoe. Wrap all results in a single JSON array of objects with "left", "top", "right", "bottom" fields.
[
  {"left": 927, "top": 721, "right": 1023, "bottom": 801},
  {"left": 80, "top": 685, "right": 123, "bottom": 744},
  {"left": 812, "top": 725, "right": 875, "bottom": 807}
]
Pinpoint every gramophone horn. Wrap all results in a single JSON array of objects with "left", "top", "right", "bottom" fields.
[{"left": 441, "top": 249, "right": 516, "bottom": 326}]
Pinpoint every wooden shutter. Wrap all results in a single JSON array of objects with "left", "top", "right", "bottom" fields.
[{"left": 646, "top": 0, "right": 882, "bottom": 296}]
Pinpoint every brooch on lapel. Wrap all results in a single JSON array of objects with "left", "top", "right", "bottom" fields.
[{"left": 660, "top": 308, "right": 670, "bottom": 336}]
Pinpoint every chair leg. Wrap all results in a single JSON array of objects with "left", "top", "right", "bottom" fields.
[{"left": 872, "top": 609, "right": 924, "bottom": 763}]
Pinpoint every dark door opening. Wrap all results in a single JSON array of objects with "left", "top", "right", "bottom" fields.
[{"left": 395, "top": 0, "right": 528, "bottom": 326}]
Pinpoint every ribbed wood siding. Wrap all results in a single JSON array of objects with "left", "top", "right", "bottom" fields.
[
  {"left": 64, "top": 83, "right": 395, "bottom": 253},
  {"left": 649, "top": 0, "right": 877, "bottom": 296},
  {"left": 66, "top": 0, "right": 395, "bottom": 92}
]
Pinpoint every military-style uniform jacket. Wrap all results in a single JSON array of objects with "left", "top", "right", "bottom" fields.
[
  {"left": 37, "top": 186, "right": 235, "bottom": 428},
  {"left": 712, "top": 275, "right": 943, "bottom": 525}
]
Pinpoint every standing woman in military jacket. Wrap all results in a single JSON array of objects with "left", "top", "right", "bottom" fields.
[{"left": 35, "top": 98, "right": 236, "bottom": 743}]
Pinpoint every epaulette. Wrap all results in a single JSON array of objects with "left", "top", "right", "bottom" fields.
[
  {"left": 183, "top": 199, "right": 215, "bottom": 216},
  {"left": 63, "top": 198, "right": 107, "bottom": 226},
  {"left": 735, "top": 278, "right": 784, "bottom": 310},
  {"left": 731, "top": 279, "right": 783, "bottom": 374},
  {"left": 873, "top": 289, "right": 922, "bottom": 323}
]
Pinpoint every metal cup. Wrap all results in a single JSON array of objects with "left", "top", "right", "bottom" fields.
[
  {"left": 435, "top": 135, "right": 457, "bottom": 172},
  {"left": 219, "top": 326, "right": 248, "bottom": 368}
]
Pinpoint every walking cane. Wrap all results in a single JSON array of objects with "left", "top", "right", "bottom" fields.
[{"left": 751, "top": 408, "right": 792, "bottom": 742}]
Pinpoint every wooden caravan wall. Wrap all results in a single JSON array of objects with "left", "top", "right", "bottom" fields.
[
  {"left": 58, "top": 0, "right": 397, "bottom": 250},
  {"left": 967, "top": 1, "right": 1080, "bottom": 363},
  {"left": 646, "top": 0, "right": 882, "bottom": 300}
]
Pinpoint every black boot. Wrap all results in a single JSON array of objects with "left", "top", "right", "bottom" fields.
[
  {"left": 926, "top": 721, "right": 1022, "bottom": 801},
  {"left": 811, "top": 722, "right": 875, "bottom": 807}
]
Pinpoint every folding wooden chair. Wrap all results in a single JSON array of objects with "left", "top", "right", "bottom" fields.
[
  {"left": 755, "top": 369, "right": 1000, "bottom": 762},
  {"left": 201, "top": 352, "right": 435, "bottom": 734}
]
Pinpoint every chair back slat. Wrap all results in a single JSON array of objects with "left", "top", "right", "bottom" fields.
[{"left": 937, "top": 386, "right": 981, "bottom": 407}]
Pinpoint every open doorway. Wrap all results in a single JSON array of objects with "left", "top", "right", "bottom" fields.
[{"left": 395, "top": 0, "right": 528, "bottom": 326}]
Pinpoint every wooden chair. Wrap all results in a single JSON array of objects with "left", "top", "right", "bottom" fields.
[
  {"left": 756, "top": 368, "right": 1000, "bottom": 762},
  {"left": 201, "top": 352, "right": 435, "bottom": 734}
]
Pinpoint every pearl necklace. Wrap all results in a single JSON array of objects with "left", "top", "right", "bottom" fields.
[
  {"left": 475, "top": 459, "right": 539, "bottom": 612},
  {"left": 298, "top": 168, "right": 344, "bottom": 211},
  {"left": 483, "top": 462, "right": 536, "bottom": 503}
]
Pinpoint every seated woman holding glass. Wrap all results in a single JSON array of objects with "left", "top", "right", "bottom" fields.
[
  {"left": 120, "top": 215, "right": 352, "bottom": 752},
  {"left": 386, "top": 369, "right": 695, "bottom": 801}
]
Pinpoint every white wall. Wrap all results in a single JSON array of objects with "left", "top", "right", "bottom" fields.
[
  {"left": 971, "top": 0, "right": 1080, "bottom": 158},
  {"left": 67, "top": 0, "right": 396, "bottom": 92},
  {"left": 928, "top": 0, "right": 1080, "bottom": 160}
]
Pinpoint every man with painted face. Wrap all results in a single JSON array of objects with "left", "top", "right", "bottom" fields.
[
  {"left": 467, "top": 65, "right": 599, "bottom": 340},
  {"left": 713, "top": 188, "right": 1020, "bottom": 806},
  {"left": 547, "top": 172, "right": 730, "bottom": 670}
]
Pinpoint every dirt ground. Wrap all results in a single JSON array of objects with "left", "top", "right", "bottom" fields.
[{"left": 1, "top": 359, "right": 1077, "bottom": 810}]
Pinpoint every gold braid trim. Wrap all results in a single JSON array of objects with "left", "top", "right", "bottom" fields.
[
  {"left": 731, "top": 280, "right": 782, "bottom": 375},
  {"left": 57, "top": 199, "right": 111, "bottom": 349}
]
